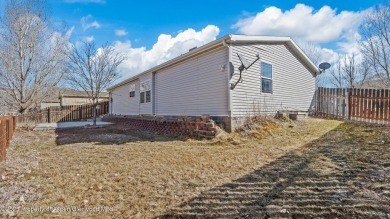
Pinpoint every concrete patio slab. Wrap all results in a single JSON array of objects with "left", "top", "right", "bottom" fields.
[{"left": 33, "top": 121, "right": 113, "bottom": 131}]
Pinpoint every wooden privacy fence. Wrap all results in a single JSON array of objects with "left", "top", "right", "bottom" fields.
[
  {"left": 317, "top": 87, "right": 390, "bottom": 125},
  {"left": 317, "top": 88, "right": 349, "bottom": 119},
  {"left": 17, "top": 101, "right": 109, "bottom": 124},
  {"left": 0, "top": 116, "right": 16, "bottom": 161}
]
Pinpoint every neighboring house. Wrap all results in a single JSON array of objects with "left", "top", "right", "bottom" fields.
[
  {"left": 40, "top": 91, "right": 61, "bottom": 109},
  {"left": 108, "top": 35, "right": 319, "bottom": 132},
  {"left": 40, "top": 89, "right": 109, "bottom": 109},
  {"left": 360, "top": 77, "right": 390, "bottom": 89}
]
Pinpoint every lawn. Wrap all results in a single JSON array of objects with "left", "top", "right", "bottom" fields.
[{"left": 0, "top": 118, "right": 389, "bottom": 218}]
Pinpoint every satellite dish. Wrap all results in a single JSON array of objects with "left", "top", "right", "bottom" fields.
[
  {"left": 231, "top": 53, "right": 261, "bottom": 89},
  {"left": 319, "top": 62, "right": 331, "bottom": 71},
  {"left": 237, "top": 53, "right": 250, "bottom": 69}
]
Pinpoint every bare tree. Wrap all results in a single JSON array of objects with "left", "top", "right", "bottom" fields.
[
  {"left": 299, "top": 41, "right": 323, "bottom": 65},
  {"left": 65, "top": 41, "right": 126, "bottom": 125},
  {"left": 298, "top": 41, "right": 329, "bottom": 87},
  {"left": 329, "top": 54, "right": 345, "bottom": 88},
  {"left": 0, "top": 0, "right": 70, "bottom": 114},
  {"left": 341, "top": 54, "right": 370, "bottom": 88},
  {"left": 360, "top": 3, "right": 390, "bottom": 87},
  {"left": 329, "top": 54, "right": 370, "bottom": 88}
]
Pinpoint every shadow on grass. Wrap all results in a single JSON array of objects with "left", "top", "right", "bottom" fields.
[
  {"left": 54, "top": 124, "right": 189, "bottom": 146},
  {"left": 159, "top": 122, "right": 390, "bottom": 218}
]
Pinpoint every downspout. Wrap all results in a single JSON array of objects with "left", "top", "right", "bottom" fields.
[
  {"left": 138, "top": 81, "right": 141, "bottom": 115},
  {"left": 152, "top": 72, "right": 156, "bottom": 115},
  {"left": 223, "top": 39, "right": 233, "bottom": 119}
]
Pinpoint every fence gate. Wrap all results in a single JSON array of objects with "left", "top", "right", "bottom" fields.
[{"left": 317, "top": 87, "right": 390, "bottom": 125}]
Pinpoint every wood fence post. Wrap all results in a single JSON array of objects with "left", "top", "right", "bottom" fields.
[
  {"left": 48, "top": 108, "right": 51, "bottom": 123},
  {"left": 348, "top": 88, "right": 352, "bottom": 120},
  {"left": 79, "top": 107, "right": 82, "bottom": 120},
  {"left": 12, "top": 116, "right": 16, "bottom": 132},
  {"left": 5, "top": 119, "right": 10, "bottom": 148},
  {"left": 0, "top": 120, "right": 4, "bottom": 161}
]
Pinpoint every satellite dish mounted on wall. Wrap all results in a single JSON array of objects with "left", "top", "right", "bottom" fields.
[
  {"left": 231, "top": 53, "right": 260, "bottom": 89},
  {"left": 238, "top": 53, "right": 251, "bottom": 71},
  {"left": 319, "top": 62, "right": 331, "bottom": 74}
]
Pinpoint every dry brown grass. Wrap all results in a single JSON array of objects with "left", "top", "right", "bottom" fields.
[
  {"left": 162, "top": 121, "right": 390, "bottom": 218},
  {"left": 1, "top": 117, "right": 373, "bottom": 218}
]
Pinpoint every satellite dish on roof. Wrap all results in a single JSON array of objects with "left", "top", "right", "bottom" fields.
[{"left": 319, "top": 62, "right": 331, "bottom": 72}]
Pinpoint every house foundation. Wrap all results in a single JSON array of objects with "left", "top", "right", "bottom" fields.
[{"left": 103, "top": 115, "right": 228, "bottom": 139}]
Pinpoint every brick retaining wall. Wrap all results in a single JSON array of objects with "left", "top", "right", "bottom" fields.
[{"left": 103, "top": 115, "right": 216, "bottom": 139}]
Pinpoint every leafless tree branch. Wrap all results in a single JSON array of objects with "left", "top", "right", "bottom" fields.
[
  {"left": 360, "top": 3, "right": 390, "bottom": 87},
  {"left": 0, "top": 0, "right": 69, "bottom": 114},
  {"left": 65, "top": 41, "right": 126, "bottom": 125}
]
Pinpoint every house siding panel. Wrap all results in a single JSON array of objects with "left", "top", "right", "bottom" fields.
[
  {"left": 155, "top": 47, "right": 229, "bottom": 116},
  {"left": 111, "top": 80, "right": 140, "bottom": 115},
  {"left": 231, "top": 43, "right": 316, "bottom": 117}
]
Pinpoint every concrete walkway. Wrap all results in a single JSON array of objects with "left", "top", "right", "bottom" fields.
[{"left": 33, "top": 121, "right": 113, "bottom": 131}]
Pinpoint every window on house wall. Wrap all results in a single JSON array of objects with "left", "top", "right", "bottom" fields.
[
  {"left": 140, "top": 92, "right": 145, "bottom": 103},
  {"left": 261, "top": 62, "right": 272, "bottom": 93},
  {"left": 129, "top": 84, "right": 136, "bottom": 97},
  {"left": 145, "top": 90, "right": 151, "bottom": 103},
  {"left": 140, "top": 80, "right": 151, "bottom": 103}
]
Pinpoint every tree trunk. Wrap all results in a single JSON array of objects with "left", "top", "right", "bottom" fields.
[
  {"left": 93, "top": 107, "right": 97, "bottom": 126},
  {"left": 93, "top": 98, "right": 97, "bottom": 126}
]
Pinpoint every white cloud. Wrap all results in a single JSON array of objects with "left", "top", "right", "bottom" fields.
[
  {"left": 321, "top": 48, "right": 340, "bottom": 64},
  {"left": 64, "top": 0, "right": 105, "bottom": 3},
  {"left": 83, "top": 36, "right": 94, "bottom": 42},
  {"left": 233, "top": 4, "right": 363, "bottom": 44},
  {"left": 80, "top": 15, "right": 101, "bottom": 31},
  {"left": 113, "top": 25, "right": 220, "bottom": 80},
  {"left": 115, "top": 29, "right": 128, "bottom": 36},
  {"left": 337, "top": 32, "right": 362, "bottom": 55}
]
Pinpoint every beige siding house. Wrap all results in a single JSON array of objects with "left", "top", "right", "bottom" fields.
[{"left": 108, "top": 35, "right": 319, "bottom": 131}]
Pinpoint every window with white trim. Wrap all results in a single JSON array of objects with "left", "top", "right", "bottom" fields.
[
  {"left": 140, "top": 80, "right": 151, "bottom": 103},
  {"left": 261, "top": 62, "right": 272, "bottom": 93},
  {"left": 129, "top": 84, "right": 136, "bottom": 98}
]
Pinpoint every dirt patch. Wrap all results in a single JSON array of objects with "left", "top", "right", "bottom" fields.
[{"left": 0, "top": 118, "right": 353, "bottom": 218}]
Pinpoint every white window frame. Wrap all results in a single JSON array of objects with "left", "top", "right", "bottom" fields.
[
  {"left": 140, "top": 80, "right": 151, "bottom": 103},
  {"left": 261, "top": 61, "right": 273, "bottom": 94},
  {"left": 129, "top": 84, "right": 136, "bottom": 98}
]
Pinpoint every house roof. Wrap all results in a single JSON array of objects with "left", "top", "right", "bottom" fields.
[
  {"left": 108, "top": 34, "right": 320, "bottom": 91},
  {"left": 360, "top": 77, "right": 390, "bottom": 89}
]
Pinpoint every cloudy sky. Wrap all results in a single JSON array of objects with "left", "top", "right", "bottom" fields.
[{"left": 43, "top": 0, "right": 382, "bottom": 80}]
